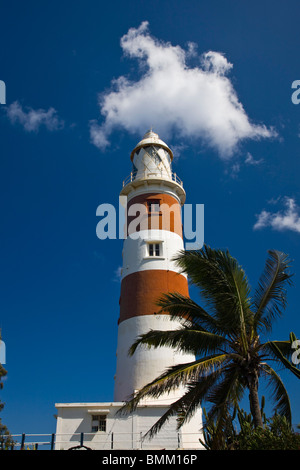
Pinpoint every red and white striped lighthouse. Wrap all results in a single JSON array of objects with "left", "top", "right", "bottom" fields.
[
  {"left": 55, "top": 131, "right": 203, "bottom": 449},
  {"left": 113, "top": 130, "right": 196, "bottom": 403}
]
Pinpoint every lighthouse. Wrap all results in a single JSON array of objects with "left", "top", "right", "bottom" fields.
[
  {"left": 54, "top": 131, "right": 203, "bottom": 450},
  {"left": 114, "top": 130, "right": 197, "bottom": 404}
]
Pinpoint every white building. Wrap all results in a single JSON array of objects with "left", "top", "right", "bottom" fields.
[
  {"left": 55, "top": 131, "right": 203, "bottom": 450},
  {"left": 55, "top": 400, "right": 202, "bottom": 450}
]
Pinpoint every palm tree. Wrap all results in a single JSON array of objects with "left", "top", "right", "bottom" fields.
[{"left": 119, "top": 245, "right": 299, "bottom": 446}]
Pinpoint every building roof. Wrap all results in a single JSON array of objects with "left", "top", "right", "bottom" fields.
[{"left": 130, "top": 130, "right": 173, "bottom": 161}]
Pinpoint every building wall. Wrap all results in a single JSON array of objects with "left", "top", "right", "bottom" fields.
[
  {"left": 121, "top": 229, "right": 185, "bottom": 281},
  {"left": 114, "top": 315, "right": 195, "bottom": 402},
  {"left": 126, "top": 193, "right": 183, "bottom": 238},
  {"left": 55, "top": 402, "right": 203, "bottom": 450}
]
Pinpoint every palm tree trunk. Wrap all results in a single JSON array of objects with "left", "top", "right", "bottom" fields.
[{"left": 248, "top": 374, "right": 263, "bottom": 428}]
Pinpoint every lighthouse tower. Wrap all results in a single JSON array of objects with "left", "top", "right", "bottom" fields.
[
  {"left": 54, "top": 131, "right": 203, "bottom": 450},
  {"left": 114, "top": 130, "right": 196, "bottom": 403}
]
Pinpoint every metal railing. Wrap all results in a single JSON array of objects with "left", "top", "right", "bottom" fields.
[
  {"left": 122, "top": 170, "right": 183, "bottom": 188},
  {"left": 3, "top": 433, "right": 56, "bottom": 450},
  {"left": 5, "top": 431, "right": 203, "bottom": 450}
]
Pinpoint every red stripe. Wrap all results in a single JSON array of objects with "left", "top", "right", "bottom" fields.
[
  {"left": 118, "top": 270, "right": 189, "bottom": 324},
  {"left": 126, "top": 193, "right": 183, "bottom": 238}
]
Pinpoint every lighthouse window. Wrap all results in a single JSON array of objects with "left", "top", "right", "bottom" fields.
[
  {"left": 146, "top": 145, "right": 161, "bottom": 164},
  {"left": 147, "top": 200, "right": 160, "bottom": 213},
  {"left": 148, "top": 243, "right": 161, "bottom": 257},
  {"left": 91, "top": 415, "right": 107, "bottom": 432}
]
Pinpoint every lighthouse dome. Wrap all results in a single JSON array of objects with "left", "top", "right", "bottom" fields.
[
  {"left": 130, "top": 130, "right": 173, "bottom": 161},
  {"left": 130, "top": 130, "right": 173, "bottom": 181}
]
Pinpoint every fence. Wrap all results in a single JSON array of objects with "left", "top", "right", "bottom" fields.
[{"left": 3, "top": 431, "right": 202, "bottom": 450}]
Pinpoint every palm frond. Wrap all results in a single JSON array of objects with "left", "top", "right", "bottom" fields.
[
  {"left": 263, "top": 341, "right": 300, "bottom": 379},
  {"left": 144, "top": 368, "right": 227, "bottom": 439},
  {"left": 144, "top": 381, "right": 205, "bottom": 439},
  {"left": 128, "top": 327, "right": 228, "bottom": 358},
  {"left": 203, "top": 366, "right": 244, "bottom": 449},
  {"left": 262, "top": 339, "right": 296, "bottom": 362},
  {"left": 118, "top": 354, "right": 229, "bottom": 416},
  {"left": 206, "top": 365, "right": 244, "bottom": 416},
  {"left": 253, "top": 250, "right": 293, "bottom": 332},
  {"left": 261, "top": 363, "right": 292, "bottom": 424},
  {"left": 156, "top": 292, "right": 220, "bottom": 333},
  {"left": 173, "top": 245, "right": 252, "bottom": 339}
]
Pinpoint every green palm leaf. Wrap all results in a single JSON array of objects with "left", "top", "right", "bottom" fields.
[
  {"left": 204, "top": 366, "right": 244, "bottom": 448},
  {"left": 157, "top": 291, "right": 220, "bottom": 333},
  {"left": 118, "top": 354, "right": 228, "bottom": 416},
  {"left": 253, "top": 250, "right": 293, "bottom": 332},
  {"left": 173, "top": 246, "right": 252, "bottom": 342},
  {"left": 261, "top": 363, "right": 292, "bottom": 423},
  {"left": 128, "top": 327, "right": 228, "bottom": 357},
  {"left": 262, "top": 339, "right": 295, "bottom": 362},
  {"left": 263, "top": 340, "right": 300, "bottom": 379},
  {"left": 143, "top": 381, "right": 206, "bottom": 439}
]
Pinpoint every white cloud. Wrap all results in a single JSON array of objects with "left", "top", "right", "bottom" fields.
[
  {"left": 230, "top": 162, "right": 241, "bottom": 178},
  {"left": 113, "top": 266, "right": 122, "bottom": 282},
  {"left": 90, "top": 21, "right": 276, "bottom": 159},
  {"left": 245, "top": 152, "right": 264, "bottom": 165},
  {"left": 254, "top": 197, "right": 300, "bottom": 233},
  {"left": 6, "top": 101, "right": 64, "bottom": 132}
]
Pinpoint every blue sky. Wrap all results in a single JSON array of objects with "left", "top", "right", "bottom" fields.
[{"left": 0, "top": 0, "right": 299, "bottom": 436}]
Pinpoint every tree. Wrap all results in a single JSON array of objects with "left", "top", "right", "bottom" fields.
[
  {"left": 119, "top": 245, "right": 299, "bottom": 447},
  {"left": 201, "top": 398, "right": 300, "bottom": 450},
  {"left": 236, "top": 413, "right": 300, "bottom": 450},
  {"left": 0, "top": 419, "right": 14, "bottom": 450}
]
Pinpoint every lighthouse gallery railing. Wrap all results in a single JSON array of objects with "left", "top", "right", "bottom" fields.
[{"left": 122, "top": 170, "right": 183, "bottom": 188}]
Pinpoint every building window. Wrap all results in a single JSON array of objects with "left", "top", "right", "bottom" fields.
[
  {"left": 91, "top": 415, "right": 107, "bottom": 432},
  {"left": 148, "top": 242, "right": 161, "bottom": 257},
  {"left": 147, "top": 200, "right": 160, "bottom": 214},
  {"left": 147, "top": 200, "right": 161, "bottom": 229},
  {"left": 146, "top": 145, "right": 162, "bottom": 166}
]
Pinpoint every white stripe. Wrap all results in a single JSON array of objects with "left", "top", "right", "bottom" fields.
[
  {"left": 113, "top": 315, "right": 195, "bottom": 403},
  {"left": 121, "top": 230, "right": 185, "bottom": 280}
]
